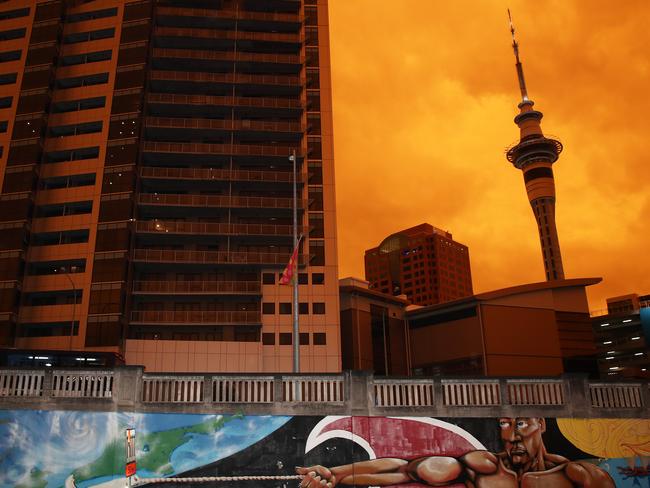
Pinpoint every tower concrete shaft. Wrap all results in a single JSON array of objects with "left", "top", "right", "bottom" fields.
[{"left": 506, "top": 13, "right": 565, "bottom": 281}]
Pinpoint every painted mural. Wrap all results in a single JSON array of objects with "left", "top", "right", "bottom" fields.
[{"left": 0, "top": 411, "right": 647, "bottom": 488}]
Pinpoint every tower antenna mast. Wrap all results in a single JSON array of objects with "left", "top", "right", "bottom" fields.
[{"left": 508, "top": 9, "right": 529, "bottom": 102}]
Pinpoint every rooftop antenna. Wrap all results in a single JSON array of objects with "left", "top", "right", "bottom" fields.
[{"left": 508, "top": 9, "right": 529, "bottom": 102}]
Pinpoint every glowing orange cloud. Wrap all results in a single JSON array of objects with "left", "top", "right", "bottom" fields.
[{"left": 329, "top": 0, "right": 650, "bottom": 309}]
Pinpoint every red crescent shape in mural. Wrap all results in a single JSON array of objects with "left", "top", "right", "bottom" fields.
[{"left": 305, "top": 416, "right": 486, "bottom": 488}]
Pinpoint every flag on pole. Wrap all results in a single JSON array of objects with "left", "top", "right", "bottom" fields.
[{"left": 279, "top": 235, "right": 302, "bottom": 286}]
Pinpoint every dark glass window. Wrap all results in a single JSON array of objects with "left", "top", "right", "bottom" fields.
[
  {"left": 312, "top": 302, "right": 325, "bottom": 314},
  {"left": 262, "top": 332, "right": 274, "bottom": 345},
  {"left": 117, "top": 44, "right": 147, "bottom": 66},
  {"left": 29, "top": 24, "right": 58, "bottom": 44},
  {"left": 262, "top": 273, "right": 275, "bottom": 284},
  {"left": 279, "top": 302, "right": 291, "bottom": 314},
  {"left": 18, "top": 321, "right": 79, "bottom": 338},
  {"left": 102, "top": 169, "right": 135, "bottom": 194},
  {"left": 313, "top": 332, "right": 326, "bottom": 345},
  {"left": 56, "top": 72, "right": 109, "bottom": 89},
  {"left": 279, "top": 332, "right": 292, "bottom": 345},
  {"left": 21, "top": 68, "right": 51, "bottom": 90},
  {"left": 0, "top": 97, "right": 11, "bottom": 108},
  {"left": 34, "top": 2, "right": 62, "bottom": 22},
  {"left": 98, "top": 196, "right": 132, "bottom": 222},
  {"left": 0, "top": 73, "right": 17, "bottom": 85},
  {"left": 312, "top": 273, "right": 325, "bottom": 285},
  {"left": 27, "top": 259, "right": 86, "bottom": 276},
  {"left": 16, "top": 93, "right": 48, "bottom": 115},
  {"left": 0, "top": 29, "right": 26, "bottom": 41},
  {"left": 40, "top": 173, "right": 95, "bottom": 190},
  {"left": 35, "top": 201, "right": 92, "bottom": 218},
  {"left": 0, "top": 51, "right": 21, "bottom": 63},
  {"left": 310, "top": 240, "right": 325, "bottom": 265},
  {"left": 85, "top": 318, "right": 121, "bottom": 346},
  {"left": 32, "top": 229, "right": 89, "bottom": 246},
  {"left": 123, "top": 2, "right": 151, "bottom": 22},
  {"left": 51, "top": 97, "right": 105, "bottom": 113},
  {"left": 26, "top": 45, "right": 57, "bottom": 67},
  {"left": 120, "top": 22, "right": 150, "bottom": 43},
  {"left": 63, "top": 28, "right": 115, "bottom": 44},
  {"left": 24, "top": 290, "right": 82, "bottom": 306},
  {"left": 60, "top": 50, "right": 112, "bottom": 67},
  {"left": 298, "top": 273, "right": 308, "bottom": 284},
  {"left": 49, "top": 121, "right": 102, "bottom": 137},
  {"left": 262, "top": 302, "right": 275, "bottom": 314},
  {"left": 309, "top": 214, "right": 324, "bottom": 238},
  {"left": 300, "top": 332, "right": 309, "bottom": 345},
  {"left": 0, "top": 8, "right": 30, "bottom": 20},
  {"left": 91, "top": 256, "right": 127, "bottom": 282},
  {"left": 45, "top": 146, "right": 99, "bottom": 163},
  {"left": 299, "top": 302, "right": 309, "bottom": 315},
  {"left": 111, "top": 92, "right": 141, "bottom": 114},
  {"left": 105, "top": 140, "right": 137, "bottom": 165},
  {"left": 65, "top": 8, "right": 117, "bottom": 23},
  {"left": 2, "top": 168, "right": 36, "bottom": 193},
  {"left": 114, "top": 67, "right": 145, "bottom": 90}
]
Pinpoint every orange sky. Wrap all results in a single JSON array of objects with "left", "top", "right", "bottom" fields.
[{"left": 328, "top": 0, "right": 650, "bottom": 311}]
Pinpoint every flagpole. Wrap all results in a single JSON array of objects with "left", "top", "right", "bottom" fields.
[{"left": 291, "top": 149, "right": 299, "bottom": 374}]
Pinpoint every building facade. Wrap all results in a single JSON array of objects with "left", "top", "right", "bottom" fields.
[
  {"left": 591, "top": 293, "right": 650, "bottom": 379},
  {"left": 0, "top": 0, "right": 340, "bottom": 372},
  {"left": 406, "top": 278, "right": 600, "bottom": 377},
  {"left": 339, "top": 277, "right": 410, "bottom": 375},
  {"left": 364, "top": 223, "right": 473, "bottom": 306}
]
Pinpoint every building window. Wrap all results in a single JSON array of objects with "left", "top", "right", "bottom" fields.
[
  {"left": 313, "top": 332, "right": 326, "bottom": 345},
  {"left": 300, "top": 333, "right": 309, "bottom": 345},
  {"left": 298, "top": 273, "right": 308, "bottom": 284},
  {"left": 51, "top": 97, "right": 106, "bottom": 113},
  {"left": 63, "top": 28, "right": 115, "bottom": 44},
  {"left": 60, "top": 50, "right": 112, "bottom": 67},
  {"left": 312, "top": 273, "right": 324, "bottom": 284},
  {"left": 262, "top": 333, "right": 275, "bottom": 345},
  {"left": 312, "top": 303, "right": 325, "bottom": 314},
  {"left": 56, "top": 72, "right": 109, "bottom": 89},
  {"left": 279, "top": 333, "right": 292, "bottom": 345},
  {"left": 279, "top": 303, "right": 292, "bottom": 314},
  {"left": 299, "top": 302, "right": 309, "bottom": 315},
  {"left": 65, "top": 7, "right": 117, "bottom": 23},
  {"left": 262, "top": 302, "right": 275, "bottom": 314},
  {"left": 262, "top": 273, "right": 275, "bottom": 284}
]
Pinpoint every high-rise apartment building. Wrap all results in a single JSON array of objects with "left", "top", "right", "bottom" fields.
[
  {"left": 0, "top": 0, "right": 340, "bottom": 372},
  {"left": 364, "top": 224, "right": 473, "bottom": 306}
]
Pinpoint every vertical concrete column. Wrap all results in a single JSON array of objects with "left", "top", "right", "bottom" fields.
[
  {"left": 113, "top": 366, "right": 143, "bottom": 410},
  {"left": 432, "top": 377, "right": 443, "bottom": 413},
  {"left": 203, "top": 374, "right": 212, "bottom": 405},
  {"left": 42, "top": 368, "right": 54, "bottom": 398},
  {"left": 564, "top": 374, "right": 591, "bottom": 418},
  {"left": 640, "top": 382, "right": 650, "bottom": 415},
  {"left": 348, "top": 370, "right": 372, "bottom": 416}
]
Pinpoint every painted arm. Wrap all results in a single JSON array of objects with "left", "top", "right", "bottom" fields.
[
  {"left": 296, "top": 456, "right": 465, "bottom": 487},
  {"left": 565, "top": 461, "right": 616, "bottom": 488}
]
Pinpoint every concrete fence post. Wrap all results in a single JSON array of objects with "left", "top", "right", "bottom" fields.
[
  {"left": 563, "top": 374, "right": 591, "bottom": 418},
  {"left": 348, "top": 370, "right": 371, "bottom": 416},
  {"left": 114, "top": 366, "right": 143, "bottom": 410}
]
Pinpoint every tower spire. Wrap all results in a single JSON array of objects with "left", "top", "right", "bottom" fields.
[{"left": 508, "top": 9, "right": 529, "bottom": 102}]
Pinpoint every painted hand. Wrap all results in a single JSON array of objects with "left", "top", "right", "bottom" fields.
[{"left": 296, "top": 465, "right": 337, "bottom": 488}]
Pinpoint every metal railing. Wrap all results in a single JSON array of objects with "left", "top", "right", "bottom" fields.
[
  {"left": 146, "top": 92, "right": 302, "bottom": 110},
  {"left": 135, "top": 220, "right": 300, "bottom": 237},
  {"left": 130, "top": 310, "right": 261, "bottom": 325},
  {"left": 156, "top": 6, "right": 303, "bottom": 24},
  {"left": 138, "top": 193, "right": 302, "bottom": 210},
  {"left": 153, "top": 48, "right": 303, "bottom": 65},
  {"left": 144, "top": 116, "right": 302, "bottom": 133},
  {"left": 140, "top": 166, "right": 302, "bottom": 183},
  {"left": 155, "top": 25, "right": 300, "bottom": 43},
  {"left": 132, "top": 249, "right": 306, "bottom": 266},
  {"left": 0, "top": 370, "right": 647, "bottom": 417},
  {"left": 133, "top": 280, "right": 261, "bottom": 295},
  {"left": 143, "top": 141, "right": 299, "bottom": 158},
  {"left": 149, "top": 69, "right": 302, "bottom": 87}
]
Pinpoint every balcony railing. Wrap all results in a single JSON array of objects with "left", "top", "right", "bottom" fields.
[
  {"left": 156, "top": 6, "right": 303, "bottom": 24},
  {"left": 133, "top": 280, "right": 261, "bottom": 295},
  {"left": 155, "top": 26, "right": 300, "bottom": 44},
  {"left": 1, "top": 369, "right": 648, "bottom": 417},
  {"left": 143, "top": 141, "right": 299, "bottom": 158},
  {"left": 135, "top": 220, "right": 301, "bottom": 237},
  {"left": 132, "top": 248, "right": 306, "bottom": 266},
  {"left": 138, "top": 193, "right": 302, "bottom": 210},
  {"left": 147, "top": 92, "right": 303, "bottom": 110},
  {"left": 130, "top": 310, "right": 261, "bottom": 325},
  {"left": 150, "top": 69, "right": 302, "bottom": 87},
  {"left": 144, "top": 116, "right": 302, "bottom": 133},
  {"left": 140, "top": 166, "right": 302, "bottom": 183},
  {"left": 153, "top": 48, "right": 303, "bottom": 65}
]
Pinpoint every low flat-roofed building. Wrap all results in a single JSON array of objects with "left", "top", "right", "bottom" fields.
[
  {"left": 406, "top": 278, "right": 601, "bottom": 377},
  {"left": 339, "top": 277, "right": 411, "bottom": 375}
]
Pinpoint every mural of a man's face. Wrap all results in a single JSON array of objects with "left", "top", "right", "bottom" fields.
[{"left": 499, "top": 417, "right": 545, "bottom": 468}]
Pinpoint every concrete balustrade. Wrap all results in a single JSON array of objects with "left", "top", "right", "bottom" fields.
[{"left": 0, "top": 367, "right": 647, "bottom": 418}]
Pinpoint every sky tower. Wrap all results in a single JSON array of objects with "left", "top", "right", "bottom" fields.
[{"left": 506, "top": 11, "right": 565, "bottom": 281}]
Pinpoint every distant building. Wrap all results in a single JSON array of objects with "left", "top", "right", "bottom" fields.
[
  {"left": 591, "top": 293, "right": 650, "bottom": 379},
  {"left": 339, "top": 277, "right": 410, "bottom": 375},
  {"left": 364, "top": 224, "right": 473, "bottom": 306},
  {"left": 406, "top": 278, "right": 600, "bottom": 377}
]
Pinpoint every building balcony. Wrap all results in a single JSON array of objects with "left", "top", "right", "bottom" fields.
[
  {"left": 137, "top": 193, "right": 303, "bottom": 210},
  {"left": 142, "top": 141, "right": 300, "bottom": 163},
  {"left": 132, "top": 249, "right": 306, "bottom": 266},
  {"left": 133, "top": 281, "right": 261, "bottom": 295},
  {"left": 156, "top": 6, "right": 302, "bottom": 26},
  {"left": 139, "top": 166, "right": 302, "bottom": 184},
  {"left": 152, "top": 48, "right": 303, "bottom": 68},
  {"left": 154, "top": 25, "right": 300, "bottom": 44},
  {"left": 146, "top": 92, "right": 302, "bottom": 111},
  {"left": 144, "top": 116, "right": 302, "bottom": 134},
  {"left": 135, "top": 220, "right": 301, "bottom": 238},
  {"left": 149, "top": 70, "right": 302, "bottom": 91},
  {"left": 130, "top": 310, "right": 261, "bottom": 325}
]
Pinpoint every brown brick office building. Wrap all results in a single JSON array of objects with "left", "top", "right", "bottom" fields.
[{"left": 0, "top": 0, "right": 340, "bottom": 372}]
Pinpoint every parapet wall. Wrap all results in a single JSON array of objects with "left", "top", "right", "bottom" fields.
[{"left": 0, "top": 367, "right": 647, "bottom": 418}]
